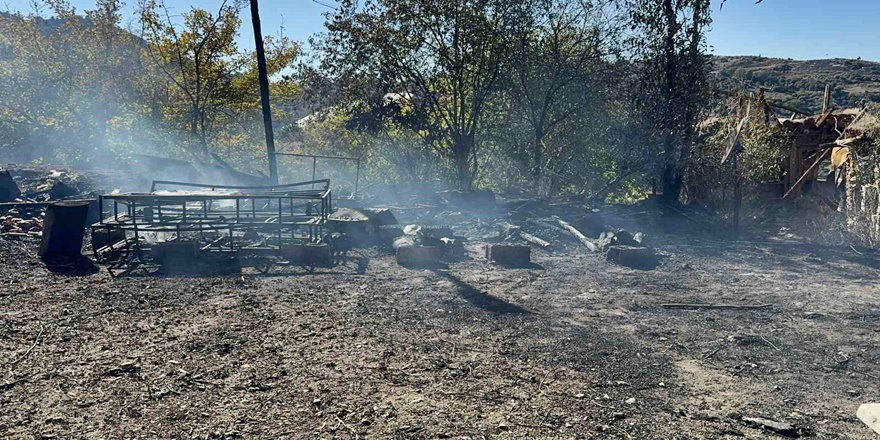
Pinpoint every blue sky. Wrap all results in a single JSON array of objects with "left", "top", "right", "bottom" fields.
[{"left": 4, "top": 0, "right": 880, "bottom": 61}]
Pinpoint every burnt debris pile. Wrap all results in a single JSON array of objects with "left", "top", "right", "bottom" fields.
[{"left": 0, "top": 167, "right": 101, "bottom": 239}]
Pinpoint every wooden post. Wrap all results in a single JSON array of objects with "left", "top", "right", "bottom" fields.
[
  {"left": 249, "top": 0, "right": 278, "bottom": 184},
  {"left": 732, "top": 153, "right": 741, "bottom": 234},
  {"left": 823, "top": 84, "right": 831, "bottom": 114},
  {"left": 38, "top": 201, "right": 90, "bottom": 260}
]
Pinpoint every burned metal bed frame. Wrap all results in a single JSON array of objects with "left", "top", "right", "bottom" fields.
[{"left": 91, "top": 179, "right": 333, "bottom": 275}]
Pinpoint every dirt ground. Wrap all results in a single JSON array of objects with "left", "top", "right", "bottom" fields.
[{"left": 1, "top": 203, "right": 879, "bottom": 439}]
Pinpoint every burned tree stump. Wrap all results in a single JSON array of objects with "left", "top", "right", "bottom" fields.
[{"left": 38, "top": 201, "right": 90, "bottom": 260}]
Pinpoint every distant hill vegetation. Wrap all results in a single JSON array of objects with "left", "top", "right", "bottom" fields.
[{"left": 713, "top": 55, "right": 880, "bottom": 114}]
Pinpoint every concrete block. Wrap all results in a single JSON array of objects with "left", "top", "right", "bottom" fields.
[
  {"left": 485, "top": 244, "right": 530, "bottom": 266},
  {"left": 281, "top": 243, "right": 331, "bottom": 265},
  {"left": 606, "top": 245, "right": 658, "bottom": 270}
]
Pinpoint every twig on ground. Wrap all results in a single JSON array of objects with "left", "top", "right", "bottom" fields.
[
  {"left": 760, "top": 336, "right": 781, "bottom": 351},
  {"left": 661, "top": 303, "right": 772, "bottom": 311},
  {"left": 703, "top": 347, "right": 722, "bottom": 360},
  {"left": 8, "top": 322, "right": 44, "bottom": 368},
  {"left": 592, "top": 400, "right": 617, "bottom": 410},
  {"left": 335, "top": 415, "right": 359, "bottom": 439}
]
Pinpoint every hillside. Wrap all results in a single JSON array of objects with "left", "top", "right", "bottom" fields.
[{"left": 713, "top": 55, "right": 880, "bottom": 113}]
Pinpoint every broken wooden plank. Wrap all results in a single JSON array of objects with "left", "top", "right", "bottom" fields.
[
  {"left": 553, "top": 216, "right": 598, "bottom": 252},
  {"left": 661, "top": 303, "right": 772, "bottom": 310},
  {"left": 722, "top": 111, "right": 749, "bottom": 165},
  {"left": 815, "top": 107, "right": 834, "bottom": 128},
  {"left": 783, "top": 147, "right": 832, "bottom": 199},
  {"left": 767, "top": 101, "right": 812, "bottom": 116}
]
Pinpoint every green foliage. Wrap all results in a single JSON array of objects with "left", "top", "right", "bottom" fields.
[
  {"left": 0, "top": 0, "right": 297, "bottom": 173},
  {"left": 625, "top": 0, "right": 713, "bottom": 202},
  {"left": 318, "top": 0, "right": 533, "bottom": 189},
  {"left": 0, "top": 0, "right": 144, "bottom": 163}
]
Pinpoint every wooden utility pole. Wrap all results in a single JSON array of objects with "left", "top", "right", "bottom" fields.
[{"left": 249, "top": 0, "right": 278, "bottom": 184}]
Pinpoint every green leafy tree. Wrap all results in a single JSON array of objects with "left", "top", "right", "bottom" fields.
[
  {"left": 627, "top": 0, "right": 712, "bottom": 203},
  {"left": 139, "top": 0, "right": 246, "bottom": 159},
  {"left": 0, "top": 0, "right": 144, "bottom": 162},
  {"left": 319, "top": 0, "right": 532, "bottom": 189},
  {"left": 507, "top": 0, "right": 622, "bottom": 192}
]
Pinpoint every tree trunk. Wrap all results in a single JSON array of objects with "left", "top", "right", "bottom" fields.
[
  {"left": 452, "top": 135, "right": 476, "bottom": 190},
  {"left": 661, "top": 164, "right": 682, "bottom": 204},
  {"left": 660, "top": 0, "right": 680, "bottom": 205},
  {"left": 532, "top": 127, "right": 544, "bottom": 183}
]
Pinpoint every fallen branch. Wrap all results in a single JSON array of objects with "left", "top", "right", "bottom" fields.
[
  {"left": 520, "top": 231, "right": 551, "bottom": 248},
  {"left": 8, "top": 322, "right": 44, "bottom": 368},
  {"left": 499, "top": 222, "right": 551, "bottom": 248},
  {"left": 760, "top": 335, "right": 781, "bottom": 351},
  {"left": 553, "top": 216, "right": 598, "bottom": 252},
  {"left": 661, "top": 303, "right": 772, "bottom": 310},
  {"left": 525, "top": 218, "right": 566, "bottom": 232}
]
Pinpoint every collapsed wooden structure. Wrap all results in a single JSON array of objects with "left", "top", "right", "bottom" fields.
[{"left": 719, "top": 85, "right": 880, "bottom": 241}]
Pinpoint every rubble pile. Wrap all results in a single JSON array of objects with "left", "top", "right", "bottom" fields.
[
  {"left": 0, "top": 208, "right": 44, "bottom": 237},
  {"left": 1, "top": 167, "right": 99, "bottom": 239}
]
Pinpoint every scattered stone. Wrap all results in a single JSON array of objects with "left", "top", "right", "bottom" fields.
[
  {"left": 633, "top": 232, "right": 651, "bottom": 247},
  {"left": 440, "top": 237, "right": 465, "bottom": 257},
  {"left": 376, "top": 225, "right": 404, "bottom": 243},
  {"left": 614, "top": 229, "right": 638, "bottom": 246},
  {"left": 742, "top": 416, "right": 801, "bottom": 438},
  {"left": 40, "top": 180, "right": 78, "bottom": 200},
  {"left": 327, "top": 208, "right": 374, "bottom": 245},
  {"left": 575, "top": 213, "right": 605, "bottom": 238},
  {"left": 103, "top": 361, "right": 141, "bottom": 377},
  {"left": 624, "top": 397, "right": 636, "bottom": 405},
  {"left": 598, "top": 229, "right": 639, "bottom": 250}
]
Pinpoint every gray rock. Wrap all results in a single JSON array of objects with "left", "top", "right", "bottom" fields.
[{"left": 742, "top": 416, "right": 800, "bottom": 438}]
